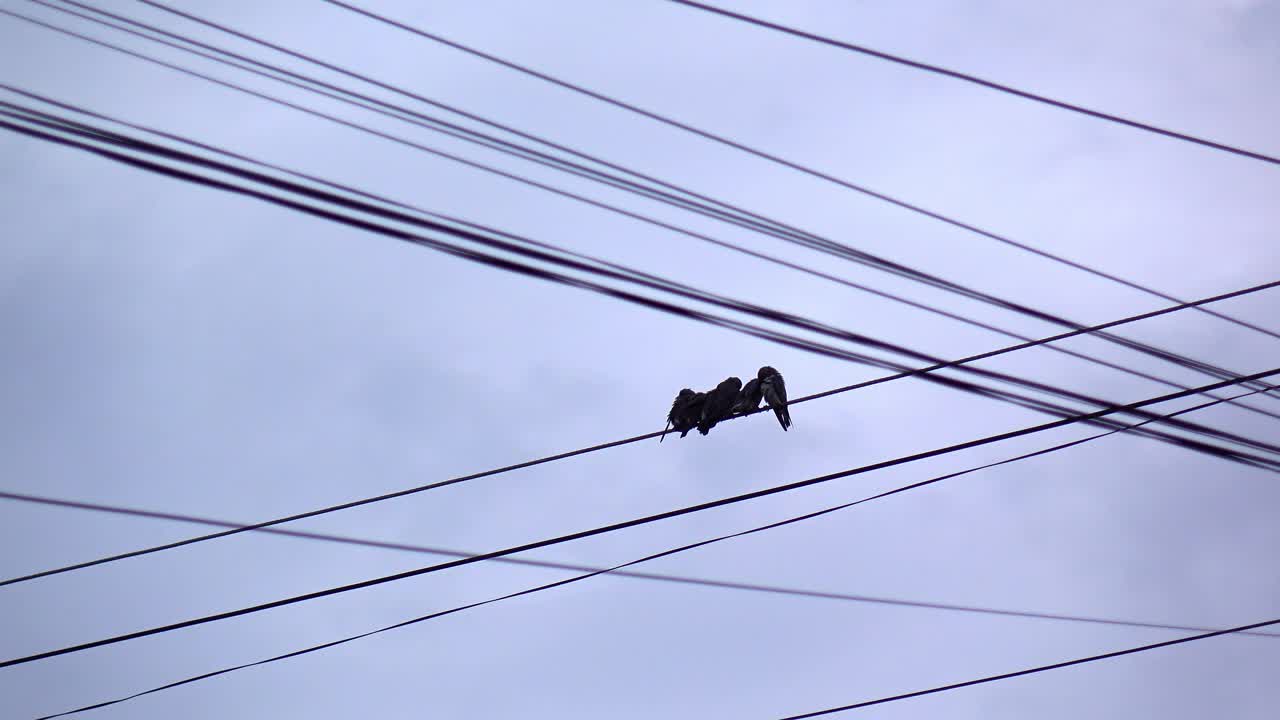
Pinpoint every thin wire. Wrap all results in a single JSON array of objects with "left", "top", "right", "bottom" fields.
[
  {"left": 26, "top": 384, "right": 1275, "bottom": 719},
  {"left": 322, "top": 0, "right": 1280, "bottom": 342},
  {"left": 4, "top": 487, "right": 1278, "bottom": 640},
  {"left": 776, "top": 619, "right": 1280, "bottom": 718},
  {"left": 664, "top": 0, "right": 1280, "bottom": 168},
  {"left": 25, "top": 1, "right": 1280, "bottom": 401},
  {"left": 4, "top": 366, "right": 1278, "bottom": 671}
]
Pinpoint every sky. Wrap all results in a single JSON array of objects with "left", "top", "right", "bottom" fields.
[{"left": 1, "top": 0, "right": 1279, "bottom": 717}]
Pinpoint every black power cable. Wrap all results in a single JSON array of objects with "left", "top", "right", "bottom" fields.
[{"left": 3, "top": 366, "right": 1277, "bottom": 671}]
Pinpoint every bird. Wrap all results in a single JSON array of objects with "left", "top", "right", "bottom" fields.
[
  {"left": 698, "top": 376, "right": 742, "bottom": 435},
  {"left": 758, "top": 366, "right": 791, "bottom": 430},
  {"left": 731, "top": 377, "right": 762, "bottom": 415},
  {"left": 661, "top": 389, "right": 704, "bottom": 441}
]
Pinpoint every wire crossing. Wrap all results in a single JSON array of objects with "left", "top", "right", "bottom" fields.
[
  {"left": 15, "top": 102, "right": 1280, "bottom": 465},
  {"left": 20, "top": 2, "right": 1280, "bottom": 392},
  {"left": 0, "top": 113, "right": 1274, "bottom": 585},
  {"left": 7, "top": 101, "right": 1280, "bottom": 463},
  {"left": 7, "top": 488, "right": 1279, "bottom": 640},
  {"left": 24, "top": 384, "right": 1276, "bottom": 718},
  {"left": 318, "top": 0, "right": 1280, "bottom": 342},
  {"left": 4, "top": 367, "right": 1277, "bottom": 671}
]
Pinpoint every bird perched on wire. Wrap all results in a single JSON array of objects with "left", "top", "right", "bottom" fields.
[
  {"left": 731, "top": 377, "right": 763, "bottom": 415},
  {"left": 698, "top": 376, "right": 742, "bottom": 435},
  {"left": 758, "top": 366, "right": 791, "bottom": 431},
  {"left": 661, "top": 389, "right": 705, "bottom": 442}
]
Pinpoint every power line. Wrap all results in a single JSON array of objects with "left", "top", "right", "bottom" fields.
[
  {"left": 776, "top": 617, "right": 1280, "bottom": 718},
  {"left": 4, "top": 104, "right": 1280, "bottom": 594},
  {"left": 320, "top": 0, "right": 1280, "bottom": 343},
  {"left": 4, "top": 367, "right": 1277, "bottom": 671},
  {"left": 10, "top": 102, "right": 1279, "bottom": 462},
  {"left": 5, "top": 486, "right": 1278, "bottom": 640},
  {"left": 4, "top": 106, "right": 1280, "bottom": 590},
  {"left": 6, "top": 64, "right": 1280, "bottom": 427},
  {"left": 5, "top": 7, "right": 1269, "bottom": 712},
  {"left": 6, "top": 22, "right": 1279, "bottom": 444},
  {"left": 10, "top": 20, "right": 1280, "bottom": 438},
  {"left": 663, "top": 0, "right": 1280, "bottom": 169},
  {"left": 131, "top": 0, "right": 1280, "bottom": 394},
  {"left": 24, "top": 383, "right": 1275, "bottom": 718},
  {"left": 22, "top": 2, "right": 1280, "bottom": 403}
]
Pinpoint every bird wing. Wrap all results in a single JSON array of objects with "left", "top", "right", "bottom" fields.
[
  {"left": 733, "top": 378, "right": 761, "bottom": 412},
  {"left": 666, "top": 395, "right": 685, "bottom": 426},
  {"left": 762, "top": 374, "right": 792, "bottom": 430},
  {"left": 763, "top": 374, "right": 787, "bottom": 407},
  {"left": 771, "top": 374, "right": 788, "bottom": 406}
]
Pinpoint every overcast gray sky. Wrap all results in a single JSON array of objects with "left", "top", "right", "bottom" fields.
[{"left": 2, "top": 0, "right": 1279, "bottom": 717}]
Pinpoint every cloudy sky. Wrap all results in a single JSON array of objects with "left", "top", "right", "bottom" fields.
[{"left": 2, "top": 0, "right": 1279, "bottom": 717}]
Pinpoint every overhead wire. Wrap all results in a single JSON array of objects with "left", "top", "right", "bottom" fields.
[
  {"left": 9, "top": 102, "right": 1280, "bottom": 465},
  {"left": 4, "top": 104, "right": 1280, "bottom": 590},
  {"left": 775, "top": 618, "right": 1280, "bottom": 718},
  {"left": 3, "top": 366, "right": 1278, "bottom": 671},
  {"left": 320, "top": 0, "right": 1280, "bottom": 344},
  {"left": 19, "top": 1, "right": 1280, "bottom": 407},
  {"left": 4, "top": 485, "right": 1279, "bottom": 640},
  {"left": 121, "top": 0, "right": 1280, "bottom": 394},
  {"left": 22, "top": 382, "right": 1277, "bottom": 718},
  {"left": 0, "top": 102, "right": 1274, "bottom": 538},
  {"left": 2, "top": 1, "right": 1269, "bottom": 707},
  {"left": 7, "top": 89, "right": 1280, "bottom": 443},
  {"left": 2, "top": 11, "right": 1269, "bottom": 707},
  {"left": 4, "top": 30, "right": 1279, "bottom": 438},
  {"left": 662, "top": 0, "right": 1280, "bottom": 168}
]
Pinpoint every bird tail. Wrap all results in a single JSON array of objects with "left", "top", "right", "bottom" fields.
[
  {"left": 660, "top": 421, "right": 671, "bottom": 443},
  {"left": 774, "top": 406, "right": 792, "bottom": 431}
]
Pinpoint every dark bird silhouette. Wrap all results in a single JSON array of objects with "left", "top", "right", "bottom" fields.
[
  {"left": 758, "top": 366, "right": 791, "bottom": 430},
  {"left": 698, "top": 376, "right": 742, "bottom": 435},
  {"left": 662, "top": 389, "right": 704, "bottom": 441},
  {"left": 732, "top": 377, "right": 762, "bottom": 415}
]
